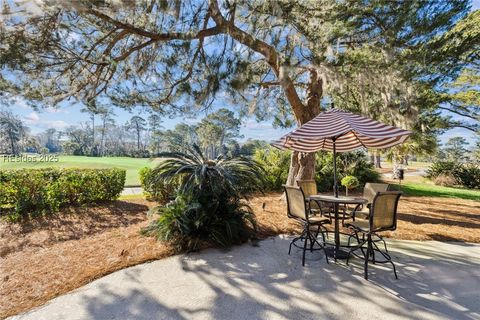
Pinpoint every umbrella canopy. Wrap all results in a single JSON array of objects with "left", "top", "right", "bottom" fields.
[{"left": 272, "top": 108, "right": 411, "bottom": 153}]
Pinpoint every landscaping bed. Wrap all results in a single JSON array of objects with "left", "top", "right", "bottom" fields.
[{"left": 1, "top": 193, "right": 480, "bottom": 318}]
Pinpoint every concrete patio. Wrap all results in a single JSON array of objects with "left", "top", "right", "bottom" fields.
[{"left": 10, "top": 236, "right": 480, "bottom": 320}]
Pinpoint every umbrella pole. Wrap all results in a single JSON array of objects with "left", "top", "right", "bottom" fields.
[{"left": 333, "top": 137, "right": 339, "bottom": 198}]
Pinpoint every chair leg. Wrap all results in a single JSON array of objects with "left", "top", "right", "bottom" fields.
[
  {"left": 311, "top": 231, "right": 329, "bottom": 264},
  {"left": 302, "top": 231, "right": 308, "bottom": 266},
  {"left": 288, "top": 235, "right": 302, "bottom": 255},
  {"left": 379, "top": 236, "right": 389, "bottom": 253},
  {"left": 372, "top": 237, "right": 398, "bottom": 280},
  {"left": 309, "top": 231, "right": 315, "bottom": 253},
  {"left": 364, "top": 234, "right": 372, "bottom": 280},
  {"left": 320, "top": 226, "right": 326, "bottom": 243},
  {"left": 347, "top": 235, "right": 365, "bottom": 266},
  {"left": 391, "top": 260, "right": 398, "bottom": 279}
]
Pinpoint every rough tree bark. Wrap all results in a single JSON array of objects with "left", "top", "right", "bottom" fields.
[
  {"left": 285, "top": 70, "right": 322, "bottom": 186},
  {"left": 374, "top": 150, "right": 382, "bottom": 168}
]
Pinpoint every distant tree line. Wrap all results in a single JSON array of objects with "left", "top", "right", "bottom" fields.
[{"left": 0, "top": 107, "right": 265, "bottom": 158}]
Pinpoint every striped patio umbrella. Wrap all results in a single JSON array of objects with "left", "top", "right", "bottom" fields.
[{"left": 272, "top": 108, "right": 411, "bottom": 196}]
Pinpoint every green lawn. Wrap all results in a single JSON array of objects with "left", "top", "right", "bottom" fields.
[
  {"left": 391, "top": 182, "right": 480, "bottom": 201},
  {"left": 0, "top": 155, "right": 159, "bottom": 186}
]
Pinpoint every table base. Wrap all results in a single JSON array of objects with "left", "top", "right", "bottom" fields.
[{"left": 324, "top": 247, "right": 350, "bottom": 260}]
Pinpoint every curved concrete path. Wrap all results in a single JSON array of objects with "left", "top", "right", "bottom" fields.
[
  {"left": 9, "top": 236, "right": 480, "bottom": 320},
  {"left": 121, "top": 187, "right": 143, "bottom": 196}
]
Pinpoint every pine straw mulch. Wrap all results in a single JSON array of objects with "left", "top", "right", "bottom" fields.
[{"left": 1, "top": 193, "right": 480, "bottom": 318}]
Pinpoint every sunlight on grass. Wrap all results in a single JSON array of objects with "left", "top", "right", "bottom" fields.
[
  {"left": 391, "top": 182, "right": 480, "bottom": 201},
  {"left": 0, "top": 156, "right": 160, "bottom": 186},
  {"left": 118, "top": 194, "right": 145, "bottom": 201}
]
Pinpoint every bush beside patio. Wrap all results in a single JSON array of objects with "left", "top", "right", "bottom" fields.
[{"left": 0, "top": 168, "right": 125, "bottom": 220}]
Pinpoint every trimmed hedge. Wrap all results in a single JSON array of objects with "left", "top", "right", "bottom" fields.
[
  {"left": 139, "top": 166, "right": 176, "bottom": 204},
  {"left": 0, "top": 168, "right": 125, "bottom": 220}
]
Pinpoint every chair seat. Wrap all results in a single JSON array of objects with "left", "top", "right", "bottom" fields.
[
  {"left": 353, "top": 208, "right": 370, "bottom": 219},
  {"left": 308, "top": 215, "right": 331, "bottom": 224},
  {"left": 346, "top": 220, "right": 370, "bottom": 232}
]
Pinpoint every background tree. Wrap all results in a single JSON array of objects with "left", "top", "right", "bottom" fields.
[
  {"left": 444, "top": 136, "right": 469, "bottom": 161},
  {"left": 160, "top": 123, "right": 199, "bottom": 153},
  {"left": 148, "top": 112, "right": 163, "bottom": 156},
  {"left": 195, "top": 108, "right": 242, "bottom": 158},
  {"left": 80, "top": 100, "right": 105, "bottom": 156},
  {"left": 127, "top": 115, "right": 147, "bottom": 152},
  {"left": 62, "top": 125, "right": 91, "bottom": 156},
  {"left": 473, "top": 137, "right": 480, "bottom": 162},
  {"left": 38, "top": 128, "right": 62, "bottom": 153},
  {"left": 0, "top": 109, "right": 27, "bottom": 154},
  {"left": 239, "top": 139, "right": 269, "bottom": 156},
  {"left": 436, "top": 10, "right": 480, "bottom": 132},
  {"left": 98, "top": 106, "right": 115, "bottom": 156}
]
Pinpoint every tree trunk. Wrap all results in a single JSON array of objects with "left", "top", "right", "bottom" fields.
[
  {"left": 91, "top": 115, "right": 95, "bottom": 155},
  {"left": 285, "top": 70, "right": 322, "bottom": 186},
  {"left": 137, "top": 130, "right": 141, "bottom": 151},
  {"left": 8, "top": 130, "right": 16, "bottom": 155},
  {"left": 100, "top": 119, "right": 106, "bottom": 157},
  {"left": 369, "top": 151, "right": 375, "bottom": 165},
  {"left": 374, "top": 151, "right": 382, "bottom": 168}
]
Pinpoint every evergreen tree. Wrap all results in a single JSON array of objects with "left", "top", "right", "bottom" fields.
[{"left": 0, "top": 1, "right": 475, "bottom": 183}]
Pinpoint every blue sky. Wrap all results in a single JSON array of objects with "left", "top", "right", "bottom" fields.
[
  {"left": 4, "top": 1, "right": 480, "bottom": 146},
  {"left": 8, "top": 97, "right": 292, "bottom": 142}
]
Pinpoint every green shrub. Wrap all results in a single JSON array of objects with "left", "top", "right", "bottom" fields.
[
  {"left": 433, "top": 174, "right": 458, "bottom": 187},
  {"left": 341, "top": 176, "right": 359, "bottom": 196},
  {"left": 253, "top": 146, "right": 290, "bottom": 191},
  {"left": 455, "top": 164, "right": 480, "bottom": 189},
  {"left": 0, "top": 168, "right": 125, "bottom": 220},
  {"left": 315, "top": 151, "right": 380, "bottom": 192},
  {"left": 139, "top": 166, "right": 176, "bottom": 203},
  {"left": 143, "top": 145, "right": 263, "bottom": 251},
  {"left": 426, "top": 161, "right": 457, "bottom": 180},
  {"left": 426, "top": 160, "right": 480, "bottom": 189}
]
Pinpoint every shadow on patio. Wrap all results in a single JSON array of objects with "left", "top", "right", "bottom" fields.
[{"left": 54, "top": 236, "right": 480, "bottom": 320}]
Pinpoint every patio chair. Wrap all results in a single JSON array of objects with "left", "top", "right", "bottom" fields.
[
  {"left": 351, "top": 183, "right": 390, "bottom": 221},
  {"left": 296, "top": 179, "right": 333, "bottom": 216},
  {"left": 345, "top": 191, "right": 402, "bottom": 280},
  {"left": 284, "top": 186, "right": 330, "bottom": 266}
]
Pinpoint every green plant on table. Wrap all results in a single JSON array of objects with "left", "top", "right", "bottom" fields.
[
  {"left": 341, "top": 175, "right": 359, "bottom": 196},
  {"left": 143, "top": 144, "right": 265, "bottom": 251}
]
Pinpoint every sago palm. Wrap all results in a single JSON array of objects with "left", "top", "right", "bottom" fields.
[
  {"left": 150, "top": 144, "right": 264, "bottom": 199},
  {"left": 145, "top": 144, "right": 265, "bottom": 250}
]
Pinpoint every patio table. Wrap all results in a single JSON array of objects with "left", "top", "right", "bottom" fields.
[{"left": 307, "top": 195, "right": 367, "bottom": 261}]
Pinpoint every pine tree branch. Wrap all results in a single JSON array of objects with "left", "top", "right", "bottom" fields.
[
  {"left": 208, "top": 0, "right": 306, "bottom": 118},
  {"left": 87, "top": 8, "right": 222, "bottom": 41}
]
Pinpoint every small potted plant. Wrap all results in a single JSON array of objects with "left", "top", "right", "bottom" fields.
[{"left": 341, "top": 175, "right": 359, "bottom": 196}]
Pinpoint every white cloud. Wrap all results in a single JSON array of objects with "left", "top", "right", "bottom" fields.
[
  {"left": 184, "top": 118, "right": 200, "bottom": 125},
  {"left": 243, "top": 119, "right": 274, "bottom": 130},
  {"left": 13, "top": 97, "right": 31, "bottom": 110},
  {"left": 44, "top": 120, "right": 69, "bottom": 130},
  {"left": 24, "top": 112, "right": 40, "bottom": 124},
  {"left": 23, "top": 112, "right": 69, "bottom": 130},
  {"left": 45, "top": 106, "right": 69, "bottom": 114}
]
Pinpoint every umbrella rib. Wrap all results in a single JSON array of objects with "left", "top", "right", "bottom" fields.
[{"left": 351, "top": 130, "right": 368, "bottom": 150}]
